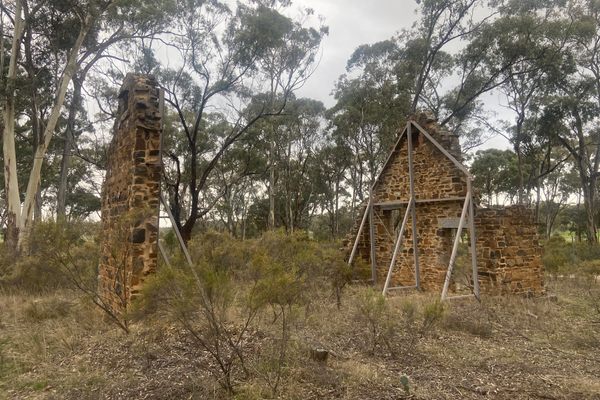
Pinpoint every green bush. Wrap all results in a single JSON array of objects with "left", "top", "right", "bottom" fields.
[
  {"left": 0, "top": 221, "right": 99, "bottom": 293},
  {"left": 135, "top": 230, "right": 314, "bottom": 395},
  {"left": 354, "top": 287, "right": 395, "bottom": 354},
  {"left": 422, "top": 300, "right": 445, "bottom": 332},
  {"left": 542, "top": 235, "right": 600, "bottom": 275},
  {"left": 542, "top": 235, "right": 569, "bottom": 274},
  {"left": 580, "top": 260, "right": 600, "bottom": 277}
]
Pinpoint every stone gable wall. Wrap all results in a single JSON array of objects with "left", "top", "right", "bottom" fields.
[
  {"left": 370, "top": 127, "right": 467, "bottom": 291},
  {"left": 97, "top": 74, "right": 162, "bottom": 315},
  {"left": 344, "top": 115, "right": 544, "bottom": 296}
]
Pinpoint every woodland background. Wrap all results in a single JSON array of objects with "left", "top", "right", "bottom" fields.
[
  {"left": 1, "top": 1, "right": 600, "bottom": 399},
  {"left": 1, "top": 0, "right": 600, "bottom": 248}
]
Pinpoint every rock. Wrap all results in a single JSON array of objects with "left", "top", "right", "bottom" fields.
[{"left": 310, "top": 348, "right": 329, "bottom": 363}]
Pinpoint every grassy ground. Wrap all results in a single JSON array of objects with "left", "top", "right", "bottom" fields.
[{"left": 0, "top": 276, "right": 599, "bottom": 400}]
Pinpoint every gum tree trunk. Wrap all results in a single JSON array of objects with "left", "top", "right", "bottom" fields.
[
  {"left": 56, "top": 77, "right": 83, "bottom": 220},
  {"left": 2, "top": 0, "right": 24, "bottom": 250},
  {"left": 19, "top": 14, "right": 92, "bottom": 251}
]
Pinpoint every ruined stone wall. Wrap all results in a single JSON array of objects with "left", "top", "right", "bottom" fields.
[
  {"left": 370, "top": 120, "right": 467, "bottom": 291},
  {"left": 475, "top": 206, "right": 544, "bottom": 295},
  {"left": 98, "top": 74, "right": 162, "bottom": 314},
  {"left": 344, "top": 114, "right": 544, "bottom": 296}
]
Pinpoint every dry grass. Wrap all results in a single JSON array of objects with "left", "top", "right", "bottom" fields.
[{"left": 0, "top": 276, "right": 599, "bottom": 399}]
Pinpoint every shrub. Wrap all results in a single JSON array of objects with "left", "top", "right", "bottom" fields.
[
  {"left": 579, "top": 260, "right": 600, "bottom": 277},
  {"left": 542, "top": 235, "right": 570, "bottom": 274},
  {"left": 443, "top": 310, "right": 493, "bottom": 338},
  {"left": 354, "top": 287, "right": 396, "bottom": 354},
  {"left": 542, "top": 235, "right": 600, "bottom": 275},
  {"left": 135, "top": 261, "right": 254, "bottom": 394},
  {"left": 422, "top": 300, "right": 445, "bottom": 332},
  {"left": 0, "top": 221, "right": 99, "bottom": 293},
  {"left": 135, "top": 231, "right": 310, "bottom": 395},
  {"left": 250, "top": 230, "right": 355, "bottom": 306}
]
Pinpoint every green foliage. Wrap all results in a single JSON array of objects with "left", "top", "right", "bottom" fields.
[
  {"left": 188, "top": 231, "right": 252, "bottom": 273},
  {"left": 156, "top": 0, "right": 327, "bottom": 240},
  {"left": 399, "top": 374, "right": 410, "bottom": 395},
  {"left": 136, "top": 230, "right": 326, "bottom": 394},
  {"left": 353, "top": 290, "right": 447, "bottom": 357},
  {"left": 471, "top": 149, "right": 519, "bottom": 204},
  {"left": 579, "top": 259, "right": 600, "bottom": 277},
  {"left": 249, "top": 251, "right": 305, "bottom": 309},
  {"left": 542, "top": 235, "right": 600, "bottom": 274},
  {"left": 354, "top": 287, "right": 395, "bottom": 354},
  {"left": 422, "top": 300, "right": 445, "bottom": 331},
  {"left": 0, "top": 221, "right": 99, "bottom": 293},
  {"left": 542, "top": 235, "right": 570, "bottom": 274}
]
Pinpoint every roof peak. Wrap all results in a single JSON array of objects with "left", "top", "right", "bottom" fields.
[{"left": 407, "top": 112, "right": 462, "bottom": 161}]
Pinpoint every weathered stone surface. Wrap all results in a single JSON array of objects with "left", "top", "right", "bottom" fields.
[
  {"left": 343, "top": 113, "right": 544, "bottom": 296},
  {"left": 97, "top": 74, "right": 162, "bottom": 316},
  {"left": 475, "top": 206, "right": 544, "bottom": 295}
]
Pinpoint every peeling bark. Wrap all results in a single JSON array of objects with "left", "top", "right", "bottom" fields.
[{"left": 2, "top": 0, "right": 24, "bottom": 250}]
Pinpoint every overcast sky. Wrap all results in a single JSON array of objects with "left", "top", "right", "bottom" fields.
[
  {"left": 293, "top": 0, "right": 418, "bottom": 107},
  {"left": 291, "top": 0, "right": 511, "bottom": 150}
]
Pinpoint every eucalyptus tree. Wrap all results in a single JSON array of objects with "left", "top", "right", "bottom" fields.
[
  {"left": 1, "top": 0, "right": 173, "bottom": 251},
  {"left": 470, "top": 148, "right": 518, "bottom": 206},
  {"left": 272, "top": 97, "right": 325, "bottom": 233},
  {"left": 540, "top": 92, "right": 600, "bottom": 243},
  {"left": 532, "top": 0, "right": 600, "bottom": 243},
  {"left": 328, "top": 40, "right": 406, "bottom": 209},
  {"left": 538, "top": 161, "right": 576, "bottom": 238},
  {"left": 211, "top": 132, "right": 266, "bottom": 238},
  {"left": 328, "top": 0, "right": 529, "bottom": 205},
  {"left": 2, "top": 0, "right": 24, "bottom": 250},
  {"left": 158, "top": 1, "right": 326, "bottom": 242},
  {"left": 312, "top": 140, "right": 351, "bottom": 238},
  {"left": 480, "top": 0, "right": 573, "bottom": 204}
]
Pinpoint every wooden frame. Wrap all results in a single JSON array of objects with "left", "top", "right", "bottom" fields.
[
  {"left": 382, "top": 198, "right": 413, "bottom": 295},
  {"left": 348, "top": 120, "right": 480, "bottom": 301}
]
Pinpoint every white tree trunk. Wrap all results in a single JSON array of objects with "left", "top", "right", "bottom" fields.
[
  {"left": 2, "top": 0, "right": 24, "bottom": 250},
  {"left": 18, "top": 14, "right": 92, "bottom": 251},
  {"left": 268, "top": 135, "right": 275, "bottom": 230}
]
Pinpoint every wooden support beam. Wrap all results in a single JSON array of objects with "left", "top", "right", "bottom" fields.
[
  {"left": 444, "top": 294, "right": 476, "bottom": 301},
  {"left": 158, "top": 240, "right": 172, "bottom": 268},
  {"left": 382, "top": 198, "right": 413, "bottom": 295},
  {"left": 441, "top": 193, "right": 470, "bottom": 300},
  {"left": 368, "top": 189, "right": 377, "bottom": 285},
  {"left": 160, "top": 194, "right": 193, "bottom": 268},
  {"left": 348, "top": 198, "right": 371, "bottom": 266},
  {"left": 374, "top": 197, "right": 466, "bottom": 209},
  {"left": 407, "top": 122, "right": 421, "bottom": 289},
  {"left": 386, "top": 285, "right": 418, "bottom": 291},
  {"left": 467, "top": 180, "right": 480, "bottom": 299}
]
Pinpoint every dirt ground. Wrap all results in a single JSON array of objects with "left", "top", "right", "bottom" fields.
[{"left": 0, "top": 276, "right": 599, "bottom": 400}]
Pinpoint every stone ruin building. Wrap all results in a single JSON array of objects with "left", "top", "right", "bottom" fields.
[
  {"left": 96, "top": 74, "right": 543, "bottom": 312},
  {"left": 344, "top": 113, "right": 544, "bottom": 298},
  {"left": 98, "top": 74, "right": 163, "bottom": 315}
]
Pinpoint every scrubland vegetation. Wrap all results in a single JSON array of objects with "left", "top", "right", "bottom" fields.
[
  {"left": 1, "top": 225, "right": 599, "bottom": 399},
  {"left": 2, "top": 0, "right": 600, "bottom": 398}
]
